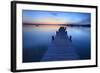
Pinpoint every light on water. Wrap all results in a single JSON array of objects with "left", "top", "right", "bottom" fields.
[{"left": 23, "top": 25, "right": 91, "bottom": 62}]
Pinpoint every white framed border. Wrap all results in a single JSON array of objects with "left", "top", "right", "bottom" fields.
[{"left": 11, "top": 1, "right": 97, "bottom": 71}]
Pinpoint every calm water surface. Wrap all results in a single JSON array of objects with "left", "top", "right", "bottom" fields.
[{"left": 23, "top": 25, "right": 91, "bottom": 62}]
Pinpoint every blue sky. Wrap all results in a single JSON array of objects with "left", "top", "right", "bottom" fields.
[{"left": 22, "top": 10, "right": 91, "bottom": 25}]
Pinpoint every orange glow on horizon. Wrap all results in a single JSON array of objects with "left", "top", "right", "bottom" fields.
[
  {"left": 37, "top": 25, "right": 61, "bottom": 31},
  {"left": 32, "top": 18, "right": 68, "bottom": 25}
]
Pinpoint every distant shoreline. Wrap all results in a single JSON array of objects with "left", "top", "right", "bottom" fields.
[{"left": 23, "top": 23, "right": 91, "bottom": 27}]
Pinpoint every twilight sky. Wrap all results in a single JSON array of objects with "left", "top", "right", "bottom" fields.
[{"left": 22, "top": 10, "right": 91, "bottom": 25}]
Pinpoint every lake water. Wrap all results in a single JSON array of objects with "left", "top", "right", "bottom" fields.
[{"left": 23, "top": 25, "right": 91, "bottom": 63}]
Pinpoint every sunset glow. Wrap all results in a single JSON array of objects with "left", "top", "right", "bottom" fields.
[
  {"left": 22, "top": 10, "right": 91, "bottom": 25},
  {"left": 32, "top": 18, "right": 67, "bottom": 24}
]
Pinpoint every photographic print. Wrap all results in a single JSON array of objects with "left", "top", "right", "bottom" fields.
[
  {"left": 22, "top": 10, "right": 91, "bottom": 63},
  {"left": 11, "top": 1, "right": 97, "bottom": 72}
]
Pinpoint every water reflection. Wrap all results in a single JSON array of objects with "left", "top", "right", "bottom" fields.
[{"left": 23, "top": 25, "right": 90, "bottom": 63}]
